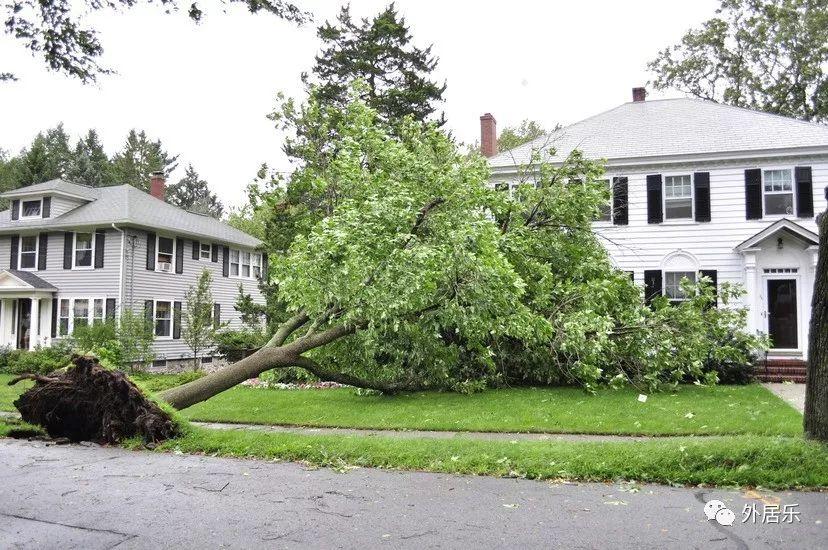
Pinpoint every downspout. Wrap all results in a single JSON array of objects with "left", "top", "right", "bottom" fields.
[{"left": 112, "top": 223, "right": 125, "bottom": 317}]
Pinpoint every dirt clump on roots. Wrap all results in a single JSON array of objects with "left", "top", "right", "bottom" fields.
[{"left": 9, "top": 355, "right": 179, "bottom": 444}]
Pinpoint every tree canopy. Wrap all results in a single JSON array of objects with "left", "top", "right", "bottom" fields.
[
  {"left": 649, "top": 0, "right": 828, "bottom": 122},
  {"left": 497, "top": 120, "right": 549, "bottom": 152},
  {"left": 167, "top": 164, "right": 224, "bottom": 218},
  {"left": 2, "top": 0, "right": 309, "bottom": 83},
  {"left": 304, "top": 3, "right": 446, "bottom": 126}
]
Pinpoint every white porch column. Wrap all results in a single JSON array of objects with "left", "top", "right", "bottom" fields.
[
  {"left": 741, "top": 248, "right": 760, "bottom": 334},
  {"left": 28, "top": 297, "right": 40, "bottom": 350}
]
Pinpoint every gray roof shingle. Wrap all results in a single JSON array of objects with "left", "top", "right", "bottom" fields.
[
  {"left": 7, "top": 270, "right": 57, "bottom": 290},
  {"left": 488, "top": 98, "right": 828, "bottom": 168},
  {"left": 0, "top": 181, "right": 261, "bottom": 248}
]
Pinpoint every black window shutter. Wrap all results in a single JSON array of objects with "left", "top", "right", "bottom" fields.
[
  {"left": 144, "top": 300, "right": 154, "bottom": 325},
  {"left": 63, "top": 233, "right": 72, "bottom": 269},
  {"left": 94, "top": 229, "right": 105, "bottom": 269},
  {"left": 222, "top": 246, "right": 229, "bottom": 277},
  {"left": 700, "top": 269, "right": 718, "bottom": 307},
  {"left": 644, "top": 270, "right": 662, "bottom": 305},
  {"left": 10, "top": 235, "right": 19, "bottom": 270},
  {"left": 693, "top": 172, "right": 711, "bottom": 222},
  {"left": 51, "top": 298, "right": 58, "bottom": 338},
  {"left": 626, "top": 270, "right": 634, "bottom": 281},
  {"left": 795, "top": 167, "right": 813, "bottom": 218},
  {"left": 745, "top": 169, "right": 763, "bottom": 220},
  {"left": 146, "top": 232, "right": 156, "bottom": 271},
  {"left": 42, "top": 196, "right": 51, "bottom": 218},
  {"left": 213, "top": 303, "right": 221, "bottom": 329},
  {"left": 37, "top": 233, "right": 47, "bottom": 270},
  {"left": 173, "top": 301, "right": 182, "bottom": 339},
  {"left": 105, "top": 298, "right": 116, "bottom": 320},
  {"left": 646, "top": 175, "right": 663, "bottom": 224},
  {"left": 211, "top": 243, "right": 219, "bottom": 263},
  {"left": 175, "top": 237, "right": 184, "bottom": 274},
  {"left": 612, "top": 177, "right": 628, "bottom": 225},
  {"left": 262, "top": 252, "right": 269, "bottom": 280},
  {"left": 11, "top": 200, "right": 19, "bottom": 221},
  {"left": 192, "top": 240, "right": 200, "bottom": 260}
]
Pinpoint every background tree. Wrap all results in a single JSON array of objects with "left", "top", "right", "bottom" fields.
[
  {"left": 67, "top": 130, "right": 116, "bottom": 187},
  {"left": 497, "top": 120, "right": 548, "bottom": 152},
  {"left": 2, "top": 0, "right": 309, "bottom": 83},
  {"left": 166, "top": 164, "right": 224, "bottom": 217},
  {"left": 182, "top": 269, "right": 221, "bottom": 369},
  {"left": 111, "top": 129, "right": 179, "bottom": 191},
  {"left": 305, "top": 3, "right": 446, "bottom": 127},
  {"left": 649, "top": 0, "right": 828, "bottom": 122},
  {"left": 805, "top": 204, "right": 828, "bottom": 441}
]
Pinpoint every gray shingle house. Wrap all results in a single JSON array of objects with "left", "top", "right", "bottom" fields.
[{"left": 0, "top": 174, "right": 265, "bottom": 369}]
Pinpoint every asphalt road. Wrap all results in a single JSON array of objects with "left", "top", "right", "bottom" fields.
[{"left": 0, "top": 439, "right": 825, "bottom": 549}]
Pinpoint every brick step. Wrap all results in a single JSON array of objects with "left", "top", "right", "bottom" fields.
[
  {"left": 755, "top": 374, "right": 807, "bottom": 383},
  {"left": 755, "top": 366, "right": 808, "bottom": 375},
  {"left": 757, "top": 359, "right": 807, "bottom": 367}
]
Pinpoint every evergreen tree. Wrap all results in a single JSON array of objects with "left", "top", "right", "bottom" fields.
[
  {"left": 111, "top": 129, "right": 179, "bottom": 191},
  {"left": 305, "top": 3, "right": 446, "bottom": 126},
  {"left": 166, "top": 164, "right": 224, "bottom": 218},
  {"left": 68, "top": 129, "right": 116, "bottom": 187},
  {"left": 17, "top": 134, "right": 55, "bottom": 185}
]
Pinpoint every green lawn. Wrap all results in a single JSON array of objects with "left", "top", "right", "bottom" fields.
[
  {"left": 0, "top": 374, "right": 31, "bottom": 412},
  {"left": 182, "top": 384, "right": 803, "bottom": 437},
  {"left": 152, "top": 426, "right": 828, "bottom": 489}
]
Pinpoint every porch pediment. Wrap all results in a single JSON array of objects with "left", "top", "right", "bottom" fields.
[
  {"left": 0, "top": 270, "right": 56, "bottom": 292},
  {"left": 734, "top": 219, "right": 819, "bottom": 253}
]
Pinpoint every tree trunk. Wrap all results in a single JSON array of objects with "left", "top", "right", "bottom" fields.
[{"left": 804, "top": 211, "right": 828, "bottom": 441}]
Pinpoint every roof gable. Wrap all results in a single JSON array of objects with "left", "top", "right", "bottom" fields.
[
  {"left": 734, "top": 218, "right": 819, "bottom": 252},
  {"left": 488, "top": 98, "right": 828, "bottom": 168}
]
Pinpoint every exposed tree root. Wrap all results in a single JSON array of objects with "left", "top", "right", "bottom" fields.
[{"left": 9, "top": 355, "right": 179, "bottom": 444}]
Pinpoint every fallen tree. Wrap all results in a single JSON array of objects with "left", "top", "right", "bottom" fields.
[{"left": 11, "top": 355, "right": 178, "bottom": 443}]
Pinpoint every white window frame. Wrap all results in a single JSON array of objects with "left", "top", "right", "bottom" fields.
[
  {"left": 199, "top": 242, "right": 212, "bottom": 261},
  {"left": 18, "top": 234, "right": 39, "bottom": 271},
  {"left": 57, "top": 296, "right": 106, "bottom": 336},
  {"left": 761, "top": 167, "right": 796, "bottom": 218},
  {"left": 596, "top": 177, "right": 613, "bottom": 223},
  {"left": 155, "top": 235, "right": 176, "bottom": 273},
  {"left": 663, "top": 270, "right": 697, "bottom": 302},
  {"left": 662, "top": 174, "right": 694, "bottom": 221},
  {"left": 72, "top": 231, "right": 96, "bottom": 269},
  {"left": 229, "top": 248, "right": 262, "bottom": 280},
  {"left": 153, "top": 299, "right": 173, "bottom": 339},
  {"left": 20, "top": 198, "right": 43, "bottom": 220}
]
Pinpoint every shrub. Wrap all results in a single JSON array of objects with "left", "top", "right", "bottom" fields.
[
  {"left": 0, "top": 341, "right": 74, "bottom": 375},
  {"left": 214, "top": 328, "right": 268, "bottom": 362}
]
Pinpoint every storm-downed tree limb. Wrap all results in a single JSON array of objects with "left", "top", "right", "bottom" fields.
[{"left": 156, "top": 86, "right": 531, "bottom": 410}]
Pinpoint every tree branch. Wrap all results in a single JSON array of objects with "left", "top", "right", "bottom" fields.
[{"left": 291, "top": 356, "right": 426, "bottom": 394}]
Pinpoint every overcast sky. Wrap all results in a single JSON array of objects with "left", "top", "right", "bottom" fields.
[{"left": 0, "top": 0, "right": 719, "bottom": 209}]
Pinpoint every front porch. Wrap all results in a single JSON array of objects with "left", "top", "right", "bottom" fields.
[{"left": 0, "top": 270, "right": 56, "bottom": 350}]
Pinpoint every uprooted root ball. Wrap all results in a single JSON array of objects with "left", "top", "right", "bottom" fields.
[{"left": 10, "top": 355, "right": 179, "bottom": 444}]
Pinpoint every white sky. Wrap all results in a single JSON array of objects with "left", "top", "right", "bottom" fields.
[{"left": 0, "top": 0, "right": 719, "bottom": 209}]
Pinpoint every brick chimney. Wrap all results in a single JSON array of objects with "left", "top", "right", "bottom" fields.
[
  {"left": 480, "top": 113, "right": 497, "bottom": 157},
  {"left": 632, "top": 87, "right": 647, "bottom": 102},
  {"left": 150, "top": 171, "right": 166, "bottom": 201}
]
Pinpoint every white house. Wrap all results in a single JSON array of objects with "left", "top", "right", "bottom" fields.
[{"left": 484, "top": 88, "right": 827, "bottom": 374}]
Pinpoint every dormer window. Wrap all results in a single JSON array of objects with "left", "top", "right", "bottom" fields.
[{"left": 21, "top": 199, "right": 42, "bottom": 219}]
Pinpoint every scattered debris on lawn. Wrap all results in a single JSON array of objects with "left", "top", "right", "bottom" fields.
[
  {"left": 9, "top": 355, "right": 179, "bottom": 444},
  {"left": 241, "top": 379, "right": 347, "bottom": 390}
]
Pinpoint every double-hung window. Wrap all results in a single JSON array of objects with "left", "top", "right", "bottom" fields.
[
  {"left": 74, "top": 232, "right": 94, "bottom": 268},
  {"left": 199, "top": 242, "right": 212, "bottom": 261},
  {"left": 229, "top": 249, "right": 240, "bottom": 276},
  {"left": 252, "top": 254, "right": 262, "bottom": 278},
  {"left": 241, "top": 251, "right": 251, "bottom": 277},
  {"left": 19, "top": 235, "right": 38, "bottom": 270},
  {"left": 663, "top": 175, "right": 693, "bottom": 220},
  {"left": 156, "top": 236, "right": 175, "bottom": 272},
  {"left": 58, "top": 297, "right": 106, "bottom": 335},
  {"left": 762, "top": 169, "right": 794, "bottom": 216},
  {"left": 21, "top": 199, "right": 42, "bottom": 219},
  {"left": 598, "top": 179, "right": 612, "bottom": 221},
  {"left": 154, "top": 300, "right": 172, "bottom": 338},
  {"left": 664, "top": 271, "right": 696, "bottom": 301}
]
